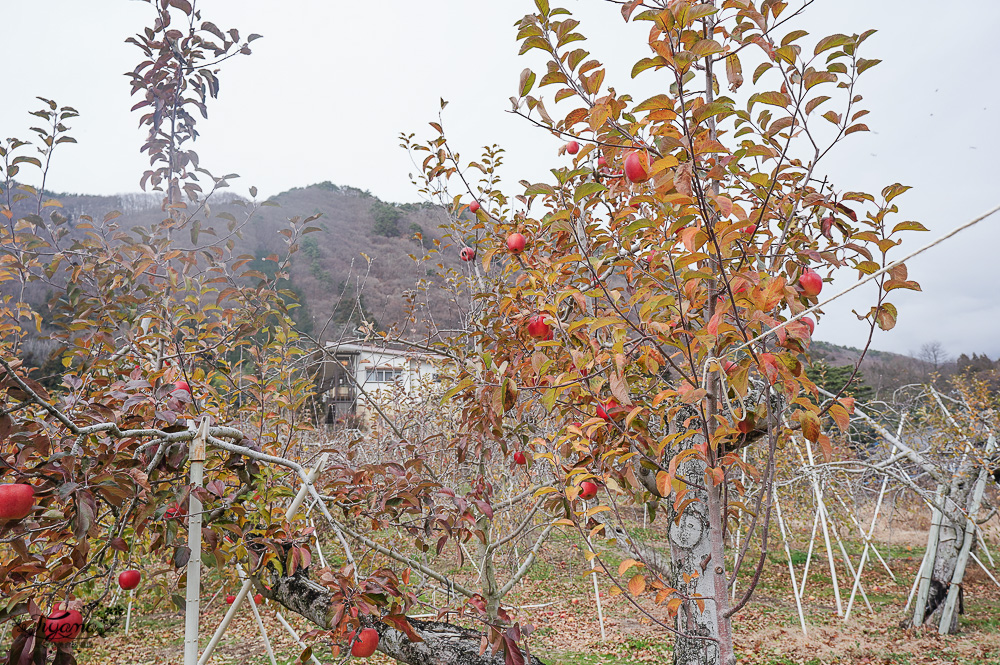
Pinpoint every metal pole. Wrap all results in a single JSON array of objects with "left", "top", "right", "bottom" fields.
[
  {"left": 125, "top": 590, "right": 133, "bottom": 636},
  {"left": 275, "top": 612, "right": 323, "bottom": 665},
  {"left": 198, "top": 580, "right": 254, "bottom": 665},
  {"left": 198, "top": 454, "right": 328, "bottom": 665},
  {"left": 184, "top": 417, "right": 210, "bottom": 665},
  {"left": 774, "top": 488, "right": 808, "bottom": 636}
]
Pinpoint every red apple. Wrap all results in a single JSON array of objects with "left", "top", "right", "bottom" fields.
[
  {"left": 506, "top": 233, "right": 526, "bottom": 254},
  {"left": 165, "top": 502, "right": 183, "bottom": 519},
  {"left": 469, "top": 201, "right": 481, "bottom": 213},
  {"left": 348, "top": 627, "right": 380, "bottom": 658},
  {"left": 579, "top": 481, "right": 598, "bottom": 500},
  {"left": 513, "top": 452, "right": 527, "bottom": 465},
  {"left": 798, "top": 269, "right": 823, "bottom": 297},
  {"left": 254, "top": 593, "right": 264, "bottom": 605},
  {"left": 744, "top": 224, "right": 758, "bottom": 235},
  {"left": 801, "top": 316, "right": 815, "bottom": 335},
  {"left": 173, "top": 380, "right": 191, "bottom": 394},
  {"left": 226, "top": 594, "right": 236, "bottom": 605},
  {"left": 624, "top": 151, "right": 650, "bottom": 183},
  {"left": 598, "top": 155, "right": 608, "bottom": 168},
  {"left": 0, "top": 483, "right": 34, "bottom": 521},
  {"left": 723, "top": 360, "right": 737, "bottom": 373},
  {"left": 118, "top": 569, "right": 141, "bottom": 590},
  {"left": 43, "top": 609, "right": 83, "bottom": 643},
  {"left": 460, "top": 246, "right": 476, "bottom": 262},
  {"left": 526, "top": 315, "right": 552, "bottom": 340},
  {"left": 596, "top": 399, "right": 619, "bottom": 422},
  {"left": 566, "top": 140, "right": 579, "bottom": 155}
]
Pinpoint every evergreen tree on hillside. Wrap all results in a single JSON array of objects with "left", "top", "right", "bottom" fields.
[
  {"left": 370, "top": 200, "right": 401, "bottom": 237},
  {"left": 807, "top": 361, "right": 879, "bottom": 452}
]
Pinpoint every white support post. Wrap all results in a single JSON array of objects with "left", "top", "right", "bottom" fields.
[
  {"left": 184, "top": 417, "right": 210, "bottom": 665},
  {"left": 198, "top": 454, "right": 328, "bottom": 665},
  {"left": 125, "top": 590, "right": 134, "bottom": 636},
  {"left": 774, "top": 488, "right": 808, "bottom": 636},
  {"left": 798, "top": 509, "right": 821, "bottom": 602},
  {"left": 939, "top": 434, "right": 996, "bottom": 633},
  {"left": 904, "top": 551, "right": 926, "bottom": 614},
  {"left": 241, "top": 567, "right": 277, "bottom": 665},
  {"left": 970, "top": 552, "right": 1000, "bottom": 589},
  {"left": 912, "top": 486, "right": 946, "bottom": 626},
  {"left": 275, "top": 612, "right": 323, "bottom": 665},
  {"left": 976, "top": 529, "right": 996, "bottom": 568},
  {"left": 581, "top": 505, "right": 606, "bottom": 642},
  {"left": 801, "top": 437, "right": 843, "bottom": 616},
  {"left": 198, "top": 580, "right": 254, "bottom": 665}
]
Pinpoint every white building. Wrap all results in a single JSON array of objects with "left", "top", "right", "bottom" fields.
[{"left": 314, "top": 343, "right": 448, "bottom": 423}]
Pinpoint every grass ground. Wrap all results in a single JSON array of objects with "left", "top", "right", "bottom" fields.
[{"left": 70, "top": 528, "right": 1000, "bottom": 665}]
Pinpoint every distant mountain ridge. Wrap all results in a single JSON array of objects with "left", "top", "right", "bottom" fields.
[{"left": 10, "top": 182, "right": 970, "bottom": 399}]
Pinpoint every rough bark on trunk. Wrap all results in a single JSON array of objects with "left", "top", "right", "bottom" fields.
[
  {"left": 913, "top": 465, "right": 977, "bottom": 633},
  {"left": 666, "top": 457, "right": 734, "bottom": 665},
  {"left": 263, "top": 571, "right": 547, "bottom": 665}
]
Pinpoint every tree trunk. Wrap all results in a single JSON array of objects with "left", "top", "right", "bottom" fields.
[
  {"left": 264, "top": 571, "right": 547, "bottom": 665},
  {"left": 666, "top": 457, "right": 735, "bottom": 665},
  {"left": 912, "top": 462, "right": 981, "bottom": 633}
]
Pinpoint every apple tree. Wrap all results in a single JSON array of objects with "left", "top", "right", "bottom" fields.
[
  {"left": 405, "top": 1, "right": 924, "bottom": 663},
  {"left": 0, "top": 3, "right": 564, "bottom": 665}
]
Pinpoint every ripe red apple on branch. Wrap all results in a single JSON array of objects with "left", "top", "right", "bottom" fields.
[
  {"left": 526, "top": 315, "right": 552, "bottom": 340},
  {"left": 173, "top": 380, "right": 192, "bottom": 395},
  {"left": 348, "top": 627, "right": 380, "bottom": 657},
  {"left": 579, "top": 481, "right": 598, "bottom": 500},
  {"left": 596, "top": 399, "right": 619, "bottom": 422},
  {"left": 566, "top": 140, "right": 579, "bottom": 155},
  {"left": 798, "top": 269, "right": 823, "bottom": 297},
  {"left": 624, "top": 151, "right": 650, "bottom": 183},
  {"left": 460, "top": 246, "right": 476, "bottom": 262},
  {"left": 225, "top": 594, "right": 236, "bottom": 605},
  {"left": 513, "top": 451, "right": 527, "bottom": 465},
  {"left": 43, "top": 609, "right": 83, "bottom": 643},
  {"left": 118, "top": 569, "right": 141, "bottom": 590},
  {"left": 506, "top": 233, "right": 526, "bottom": 254},
  {"left": 0, "top": 483, "right": 34, "bottom": 521},
  {"left": 468, "top": 200, "right": 481, "bottom": 213}
]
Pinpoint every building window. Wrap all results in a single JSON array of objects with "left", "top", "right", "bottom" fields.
[{"left": 365, "top": 369, "right": 403, "bottom": 383}]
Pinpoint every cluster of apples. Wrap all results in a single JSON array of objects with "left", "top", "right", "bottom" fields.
[
  {"left": 225, "top": 591, "right": 265, "bottom": 605},
  {"left": 564, "top": 139, "right": 651, "bottom": 185}
]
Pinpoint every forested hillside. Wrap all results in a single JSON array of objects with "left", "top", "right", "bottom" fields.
[{"left": 10, "top": 181, "right": 469, "bottom": 351}]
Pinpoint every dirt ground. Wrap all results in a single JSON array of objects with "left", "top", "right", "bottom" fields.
[{"left": 70, "top": 523, "right": 1000, "bottom": 665}]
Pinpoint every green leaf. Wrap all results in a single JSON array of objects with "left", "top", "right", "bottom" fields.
[
  {"left": 891, "top": 220, "right": 928, "bottom": 233},
  {"left": 881, "top": 183, "right": 911, "bottom": 203},
  {"left": 519, "top": 68, "right": 536, "bottom": 97},
  {"left": 631, "top": 57, "right": 664, "bottom": 78},
  {"left": 814, "top": 34, "right": 851, "bottom": 56},
  {"left": 688, "top": 3, "right": 719, "bottom": 20},
  {"left": 857, "top": 58, "right": 882, "bottom": 74},
  {"left": 750, "top": 91, "right": 790, "bottom": 108},
  {"left": 574, "top": 182, "right": 607, "bottom": 202},
  {"left": 525, "top": 183, "right": 555, "bottom": 197},
  {"left": 690, "top": 39, "right": 723, "bottom": 57},
  {"left": 781, "top": 30, "right": 809, "bottom": 46}
]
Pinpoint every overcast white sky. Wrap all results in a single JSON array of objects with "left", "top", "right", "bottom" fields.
[{"left": 3, "top": 1, "right": 999, "bottom": 359}]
